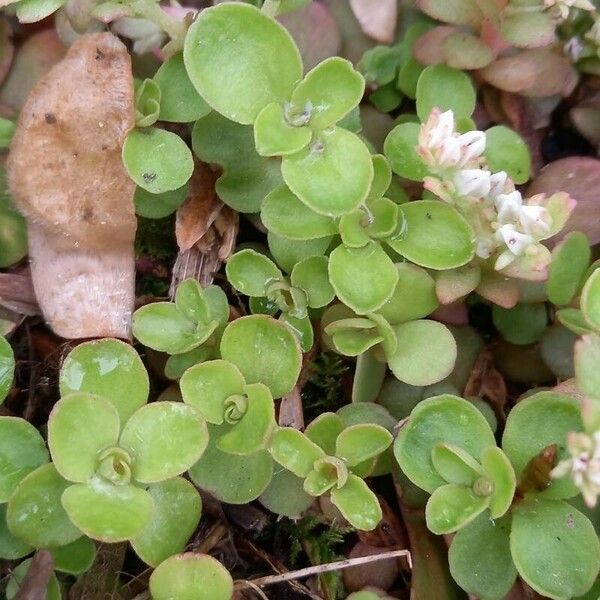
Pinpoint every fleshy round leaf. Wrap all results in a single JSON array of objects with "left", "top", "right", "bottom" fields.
[
  {"left": 376, "top": 263, "right": 438, "bottom": 325},
  {"left": 426, "top": 484, "right": 489, "bottom": 535},
  {"left": 449, "top": 514, "right": 517, "bottom": 600},
  {"left": 61, "top": 479, "right": 153, "bottom": 543},
  {"left": 175, "top": 279, "right": 208, "bottom": 323},
  {"left": 0, "top": 202, "right": 27, "bottom": 268},
  {"left": 581, "top": 268, "right": 600, "bottom": 332},
  {"left": 575, "top": 334, "right": 600, "bottom": 400},
  {"left": 0, "top": 417, "right": 49, "bottom": 501},
  {"left": 131, "top": 477, "right": 201, "bottom": 567},
  {"left": 305, "top": 412, "right": 345, "bottom": 455},
  {"left": 6, "top": 558, "right": 61, "bottom": 600},
  {"left": 511, "top": 499, "right": 600, "bottom": 600},
  {"left": 394, "top": 395, "right": 496, "bottom": 493},
  {"left": 291, "top": 256, "right": 335, "bottom": 308},
  {"left": 0, "top": 336, "right": 14, "bottom": 403},
  {"left": 330, "top": 473, "right": 382, "bottom": 531},
  {"left": 388, "top": 320, "right": 457, "bottom": 386},
  {"left": 328, "top": 242, "right": 398, "bottom": 314},
  {"left": 484, "top": 125, "right": 531, "bottom": 185},
  {"left": 220, "top": 315, "right": 301, "bottom": 398},
  {"left": 119, "top": 402, "right": 208, "bottom": 483},
  {"left": 416, "top": 64, "right": 476, "bottom": 121},
  {"left": 254, "top": 102, "right": 312, "bottom": 157},
  {"left": 59, "top": 339, "right": 149, "bottom": 423},
  {"left": 134, "top": 184, "right": 188, "bottom": 219},
  {"left": 547, "top": 232, "right": 590, "bottom": 306},
  {"left": 135, "top": 79, "right": 161, "bottom": 128},
  {"left": 189, "top": 422, "right": 273, "bottom": 504},
  {"left": 122, "top": 127, "right": 194, "bottom": 194},
  {"left": 280, "top": 313, "right": 314, "bottom": 352},
  {"left": 500, "top": 11, "right": 555, "bottom": 49},
  {"left": 7, "top": 464, "right": 81, "bottom": 547},
  {"left": 335, "top": 424, "right": 392, "bottom": 467},
  {"left": 270, "top": 427, "right": 325, "bottom": 477},
  {"left": 351, "top": 350, "right": 387, "bottom": 404},
  {"left": 383, "top": 122, "right": 428, "bottom": 181},
  {"left": 48, "top": 393, "right": 120, "bottom": 483},
  {"left": 0, "top": 504, "right": 33, "bottom": 560},
  {"left": 327, "top": 319, "right": 383, "bottom": 356},
  {"left": 387, "top": 201, "right": 475, "bottom": 269},
  {"left": 153, "top": 53, "right": 211, "bottom": 123},
  {"left": 417, "top": 0, "right": 484, "bottom": 27},
  {"left": 557, "top": 308, "right": 590, "bottom": 335},
  {"left": 492, "top": 303, "right": 547, "bottom": 346},
  {"left": 50, "top": 536, "right": 96, "bottom": 575},
  {"left": 431, "top": 444, "right": 483, "bottom": 486},
  {"left": 480, "top": 447, "right": 515, "bottom": 519},
  {"left": 368, "top": 154, "right": 393, "bottom": 200},
  {"left": 180, "top": 360, "right": 246, "bottom": 425},
  {"left": 442, "top": 32, "right": 494, "bottom": 70},
  {"left": 502, "top": 391, "right": 582, "bottom": 499},
  {"left": 150, "top": 553, "right": 233, "bottom": 600},
  {"left": 261, "top": 186, "right": 337, "bottom": 240},
  {"left": 259, "top": 467, "right": 314, "bottom": 518},
  {"left": 192, "top": 112, "right": 283, "bottom": 213},
  {"left": 291, "top": 56, "right": 365, "bottom": 129},
  {"left": 165, "top": 346, "right": 214, "bottom": 381},
  {"left": 225, "top": 249, "right": 282, "bottom": 297},
  {"left": 183, "top": 2, "right": 302, "bottom": 125},
  {"left": 282, "top": 127, "right": 373, "bottom": 217},
  {"left": 217, "top": 383, "right": 275, "bottom": 455},
  {"left": 268, "top": 231, "right": 331, "bottom": 273}
]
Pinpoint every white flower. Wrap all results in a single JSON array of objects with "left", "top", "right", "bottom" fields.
[
  {"left": 519, "top": 205, "right": 551, "bottom": 236},
  {"left": 488, "top": 171, "right": 510, "bottom": 199},
  {"left": 454, "top": 169, "right": 491, "bottom": 198},
  {"left": 552, "top": 431, "right": 600, "bottom": 507},
  {"left": 457, "top": 131, "right": 486, "bottom": 167},
  {"left": 495, "top": 224, "right": 534, "bottom": 256}
]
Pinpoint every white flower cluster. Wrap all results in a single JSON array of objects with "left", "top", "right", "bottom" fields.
[
  {"left": 544, "top": 0, "right": 595, "bottom": 21},
  {"left": 552, "top": 431, "right": 600, "bottom": 507},
  {"left": 417, "top": 109, "right": 571, "bottom": 277}
]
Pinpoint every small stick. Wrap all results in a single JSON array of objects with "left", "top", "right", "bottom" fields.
[{"left": 234, "top": 549, "right": 412, "bottom": 591}]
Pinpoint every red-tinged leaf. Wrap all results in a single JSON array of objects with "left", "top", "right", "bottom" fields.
[
  {"left": 349, "top": 0, "right": 397, "bottom": 44},
  {"left": 413, "top": 26, "right": 458, "bottom": 66}
]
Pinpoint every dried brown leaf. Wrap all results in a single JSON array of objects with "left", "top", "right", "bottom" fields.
[
  {"left": 13, "top": 549, "right": 54, "bottom": 600},
  {"left": 464, "top": 348, "right": 507, "bottom": 418},
  {"left": 0, "top": 267, "right": 39, "bottom": 315}
]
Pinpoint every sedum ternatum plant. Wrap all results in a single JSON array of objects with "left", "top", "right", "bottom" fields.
[{"left": 2, "top": 0, "right": 600, "bottom": 598}]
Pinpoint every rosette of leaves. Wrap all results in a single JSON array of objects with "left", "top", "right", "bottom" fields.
[
  {"left": 183, "top": 2, "right": 375, "bottom": 219},
  {"left": 270, "top": 413, "right": 393, "bottom": 530},
  {"left": 132, "top": 278, "right": 229, "bottom": 379},
  {"left": 395, "top": 392, "right": 600, "bottom": 600},
  {"left": 226, "top": 248, "right": 334, "bottom": 350}
]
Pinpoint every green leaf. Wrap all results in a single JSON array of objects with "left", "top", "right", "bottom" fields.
[
  {"left": 254, "top": 102, "right": 312, "bottom": 157},
  {"left": 394, "top": 395, "right": 496, "bottom": 493},
  {"left": 175, "top": 279, "right": 209, "bottom": 323},
  {"left": 225, "top": 249, "right": 282, "bottom": 297},
  {"left": 261, "top": 185, "right": 337, "bottom": 240},
  {"left": 122, "top": 127, "right": 194, "bottom": 194},
  {"left": 305, "top": 412, "right": 345, "bottom": 455},
  {"left": 0, "top": 336, "right": 13, "bottom": 403},
  {"left": 335, "top": 424, "right": 392, "bottom": 466},
  {"left": 581, "top": 268, "right": 600, "bottom": 332},
  {"left": 217, "top": 383, "right": 275, "bottom": 455},
  {"left": 220, "top": 315, "right": 301, "bottom": 398},
  {"left": 270, "top": 427, "right": 325, "bottom": 477},
  {"left": 575, "top": 334, "right": 600, "bottom": 401},
  {"left": 376, "top": 264, "right": 438, "bottom": 325},
  {"left": 557, "top": 308, "right": 591, "bottom": 335},
  {"left": 387, "top": 201, "right": 475, "bottom": 269},
  {"left": 15, "top": 0, "right": 66, "bottom": 23},
  {"left": 442, "top": 32, "right": 494, "bottom": 70},
  {"left": 416, "top": 64, "right": 476, "bottom": 121},
  {"left": 0, "top": 201, "right": 27, "bottom": 268},
  {"left": 426, "top": 484, "right": 489, "bottom": 534},
  {"left": 280, "top": 313, "right": 314, "bottom": 352},
  {"left": 50, "top": 536, "right": 96, "bottom": 575},
  {"left": 153, "top": 53, "right": 211, "bottom": 123},
  {"left": 189, "top": 422, "right": 273, "bottom": 504},
  {"left": 328, "top": 242, "right": 398, "bottom": 314},
  {"left": 383, "top": 122, "right": 428, "bottom": 181},
  {"left": 326, "top": 319, "right": 383, "bottom": 356},
  {"left": 0, "top": 117, "right": 15, "bottom": 148},
  {"left": 59, "top": 339, "right": 149, "bottom": 423},
  {"left": 305, "top": 457, "right": 346, "bottom": 495},
  {"left": 484, "top": 125, "right": 531, "bottom": 185},
  {"left": 61, "top": 478, "right": 153, "bottom": 543},
  {"left": 135, "top": 79, "right": 161, "bottom": 128},
  {"left": 492, "top": 303, "right": 547, "bottom": 346},
  {"left": 0, "top": 504, "right": 33, "bottom": 560},
  {"left": 164, "top": 346, "right": 214, "bottom": 381},
  {"left": 259, "top": 467, "right": 314, "bottom": 518},
  {"left": 192, "top": 112, "right": 283, "bottom": 213},
  {"left": 150, "top": 553, "right": 233, "bottom": 600},
  {"left": 500, "top": 11, "right": 555, "bottom": 49},
  {"left": 417, "top": 0, "right": 484, "bottom": 27},
  {"left": 119, "top": 402, "right": 208, "bottom": 483},
  {"left": 291, "top": 256, "right": 335, "bottom": 308},
  {"left": 183, "top": 2, "right": 302, "bottom": 125},
  {"left": 352, "top": 350, "right": 387, "bottom": 403},
  {"left": 134, "top": 184, "right": 188, "bottom": 219},
  {"left": 267, "top": 231, "right": 331, "bottom": 273},
  {"left": 511, "top": 499, "right": 600, "bottom": 600},
  {"left": 282, "top": 127, "right": 373, "bottom": 217},
  {"left": 431, "top": 444, "right": 483, "bottom": 486},
  {"left": 547, "top": 232, "right": 591, "bottom": 306},
  {"left": 449, "top": 513, "right": 517, "bottom": 600},
  {"left": 0, "top": 417, "right": 48, "bottom": 501},
  {"left": 290, "top": 56, "right": 365, "bottom": 129},
  {"left": 481, "top": 447, "right": 515, "bottom": 518},
  {"left": 6, "top": 558, "right": 61, "bottom": 600},
  {"left": 48, "top": 393, "right": 120, "bottom": 483},
  {"left": 180, "top": 359, "right": 246, "bottom": 424},
  {"left": 7, "top": 464, "right": 81, "bottom": 547},
  {"left": 502, "top": 391, "right": 582, "bottom": 499},
  {"left": 330, "top": 473, "right": 382, "bottom": 531},
  {"left": 131, "top": 477, "right": 201, "bottom": 567},
  {"left": 388, "top": 320, "right": 457, "bottom": 386}
]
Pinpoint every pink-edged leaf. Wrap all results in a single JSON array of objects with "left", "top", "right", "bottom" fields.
[
  {"left": 349, "top": 0, "right": 397, "bottom": 43},
  {"left": 413, "top": 26, "right": 458, "bottom": 66}
]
